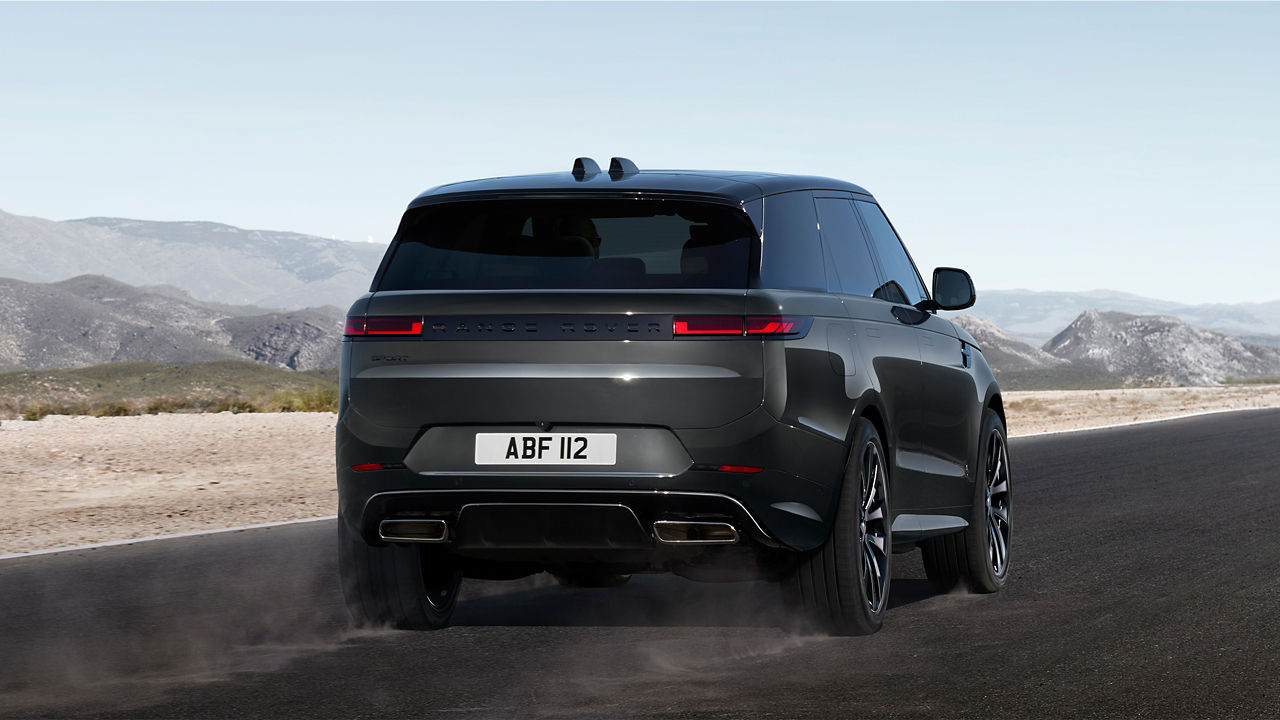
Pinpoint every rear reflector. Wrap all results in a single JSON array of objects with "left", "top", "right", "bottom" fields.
[
  {"left": 344, "top": 316, "right": 424, "bottom": 336},
  {"left": 673, "top": 316, "right": 809, "bottom": 338},
  {"left": 351, "top": 462, "right": 406, "bottom": 472},
  {"left": 717, "top": 465, "right": 764, "bottom": 473}
]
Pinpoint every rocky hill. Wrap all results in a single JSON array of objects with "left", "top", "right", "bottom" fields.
[
  {"left": 953, "top": 315, "right": 1066, "bottom": 372},
  {"left": 966, "top": 290, "right": 1280, "bottom": 346},
  {"left": 0, "top": 209, "right": 384, "bottom": 310},
  {"left": 1042, "top": 310, "right": 1280, "bottom": 386},
  {"left": 0, "top": 275, "right": 343, "bottom": 372}
]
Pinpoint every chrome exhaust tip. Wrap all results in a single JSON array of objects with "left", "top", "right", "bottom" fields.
[
  {"left": 379, "top": 519, "right": 449, "bottom": 543},
  {"left": 653, "top": 521, "right": 739, "bottom": 545}
]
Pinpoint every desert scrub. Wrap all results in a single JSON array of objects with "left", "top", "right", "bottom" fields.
[
  {"left": 21, "top": 402, "right": 93, "bottom": 420},
  {"left": 92, "top": 402, "right": 134, "bottom": 417},
  {"left": 211, "top": 397, "right": 260, "bottom": 414},
  {"left": 268, "top": 386, "right": 338, "bottom": 413},
  {"left": 21, "top": 404, "right": 51, "bottom": 421},
  {"left": 143, "top": 396, "right": 188, "bottom": 414}
]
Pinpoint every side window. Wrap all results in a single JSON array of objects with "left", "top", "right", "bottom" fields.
[
  {"left": 759, "top": 191, "right": 826, "bottom": 292},
  {"left": 814, "top": 196, "right": 881, "bottom": 297},
  {"left": 855, "top": 201, "right": 928, "bottom": 305}
]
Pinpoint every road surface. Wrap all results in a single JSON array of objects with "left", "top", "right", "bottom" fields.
[{"left": 2, "top": 410, "right": 1277, "bottom": 718}]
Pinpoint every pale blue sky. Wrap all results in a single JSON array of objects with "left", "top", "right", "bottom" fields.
[{"left": 1, "top": 2, "right": 1277, "bottom": 303}]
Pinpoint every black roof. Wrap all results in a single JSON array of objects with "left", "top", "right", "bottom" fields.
[{"left": 409, "top": 165, "right": 874, "bottom": 208}]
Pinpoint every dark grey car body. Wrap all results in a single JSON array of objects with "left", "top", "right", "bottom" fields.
[{"left": 337, "top": 162, "right": 1003, "bottom": 590}]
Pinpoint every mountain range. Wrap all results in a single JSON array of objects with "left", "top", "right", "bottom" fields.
[
  {"left": 0, "top": 208, "right": 385, "bottom": 310},
  {"left": 0, "top": 275, "right": 343, "bottom": 372},
  {"left": 2, "top": 206, "right": 1278, "bottom": 387},
  {"left": 966, "top": 289, "right": 1280, "bottom": 347},
  {"left": 957, "top": 310, "right": 1280, "bottom": 388}
]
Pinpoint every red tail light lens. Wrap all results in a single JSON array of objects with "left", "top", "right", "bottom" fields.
[
  {"left": 717, "top": 465, "right": 764, "bottom": 473},
  {"left": 672, "top": 316, "right": 810, "bottom": 337},
  {"left": 673, "top": 316, "right": 744, "bottom": 335},
  {"left": 745, "top": 316, "right": 805, "bottom": 335},
  {"left": 344, "top": 316, "right": 424, "bottom": 336}
]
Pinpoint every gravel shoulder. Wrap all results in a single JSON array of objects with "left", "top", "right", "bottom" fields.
[{"left": 4, "top": 384, "right": 1279, "bottom": 554}]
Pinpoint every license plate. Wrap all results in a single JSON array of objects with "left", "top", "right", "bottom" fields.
[{"left": 474, "top": 433, "right": 618, "bottom": 465}]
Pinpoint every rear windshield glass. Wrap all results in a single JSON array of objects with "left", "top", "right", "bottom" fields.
[{"left": 377, "top": 198, "right": 756, "bottom": 290}]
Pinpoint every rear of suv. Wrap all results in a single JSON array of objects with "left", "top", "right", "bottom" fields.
[{"left": 337, "top": 157, "right": 1012, "bottom": 635}]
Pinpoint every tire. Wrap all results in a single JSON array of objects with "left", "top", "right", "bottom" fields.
[
  {"left": 338, "top": 519, "right": 462, "bottom": 630},
  {"left": 922, "top": 408, "right": 1011, "bottom": 593},
  {"left": 552, "top": 570, "right": 632, "bottom": 588},
  {"left": 785, "top": 418, "right": 891, "bottom": 636}
]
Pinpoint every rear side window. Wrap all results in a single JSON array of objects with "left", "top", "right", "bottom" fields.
[
  {"left": 378, "top": 199, "right": 756, "bottom": 290},
  {"left": 759, "top": 191, "right": 826, "bottom": 292},
  {"left": 854, "top": 201, "right": 929, "bottom": 305},
  {"left": 814, "top": 196, "right": 881, "bottom": 297}
]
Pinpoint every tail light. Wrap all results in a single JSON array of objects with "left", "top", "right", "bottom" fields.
[
  {"left": 344, "top": 316, "right": 424, "bottom": 336},
  {"left": 673, "top": 317, "right": 743, "bottom": 335},
  {"left": 673, "top": 316, "right": 810, "bottom": 338}
]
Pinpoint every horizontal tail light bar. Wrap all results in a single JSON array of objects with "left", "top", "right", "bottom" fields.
[
  {"left": 672, "top": 316, "right": 811, "bottom": 338},
  {"left": 344, "top": 316, "right": 424, "bottom": 336}
]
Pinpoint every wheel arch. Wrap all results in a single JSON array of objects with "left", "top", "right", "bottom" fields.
[
  {"left": 851, "top": 391, "right": 892, "bottom": 485},
  {"left": 987, "top": 389, "right": 1005, "bottom": 428}
]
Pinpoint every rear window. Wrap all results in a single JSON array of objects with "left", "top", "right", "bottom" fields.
[{"left": 378, "top": 198, "right": 757, "bottom": 290}]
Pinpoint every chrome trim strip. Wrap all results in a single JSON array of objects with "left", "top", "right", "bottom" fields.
[
  {"left": 357, "top": 363, "right": 741, "bottom": 380},
  {"left": 456, "top": 502, "right": 643, "bottom": 528},
  {"left": 366, "top": 489, "right": 774, "bottom": 540},
  {"left": 417, "top": 471, "right": 680, "bottom": 478}
]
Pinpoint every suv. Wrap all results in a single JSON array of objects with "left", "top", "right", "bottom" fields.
[{"left": 337, "top": 157, "right": 1011, "bottom": 635}]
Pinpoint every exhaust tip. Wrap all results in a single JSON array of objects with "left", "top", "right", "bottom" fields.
[
  {"left": 653, "top": 521, "right": 739, "bottom": 545},
  {"left": 379, "top": 519, "right": 449, "bottom": 543}
]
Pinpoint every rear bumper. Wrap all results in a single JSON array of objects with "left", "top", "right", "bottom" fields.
[
  {"left": 360, "top": 488, "right": 774, "bottom": 546},
  {"left": 336, "top": 406, "right": 849, "bottom": 552}
]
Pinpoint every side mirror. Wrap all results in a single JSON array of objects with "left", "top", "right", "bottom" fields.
[{"left": 931, "top": 267, "right": 975, "bottom": 311}]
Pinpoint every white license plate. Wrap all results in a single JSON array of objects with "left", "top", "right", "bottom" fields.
[{"left": 474, "top": 433, "right": 618, "bottom": 465}]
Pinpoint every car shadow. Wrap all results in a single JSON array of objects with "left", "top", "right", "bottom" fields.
[{"left": 451, "top": 573, "right": 939, "bottom": 629}]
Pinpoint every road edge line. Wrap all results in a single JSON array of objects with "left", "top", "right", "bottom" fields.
[
  {"left": 1009, "top": 405, "right": 1273, "bottom": 439},
  {"left": 0, "top": 515, "right": 337, "bottom": 561}
]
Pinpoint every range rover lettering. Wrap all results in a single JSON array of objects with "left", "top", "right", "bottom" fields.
[{"left": 337, "top": 157, "right": 1012, "bottom": 635}]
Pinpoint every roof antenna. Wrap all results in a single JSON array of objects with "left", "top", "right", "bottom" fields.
[
  {"left": 572, "top": 157, "right": 601, "bottom": 180},
  {"left": 609, "top": 157, "right": 639, "bottom": 179}
]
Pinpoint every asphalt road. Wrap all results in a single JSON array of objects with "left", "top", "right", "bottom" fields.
[{"left": 2, "top": 409, "right": 1278, "bottom": 719}]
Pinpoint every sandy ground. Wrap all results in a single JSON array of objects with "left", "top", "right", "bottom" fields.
[
  {"left": 0, "top": 412, "right": 339, "bottom": 555},
  {"left": 1003, "top": 384, "right": 1280, "bottom": 435},
  {"left": 3, "top": 384, "right": 1279, "bottom": 554}
]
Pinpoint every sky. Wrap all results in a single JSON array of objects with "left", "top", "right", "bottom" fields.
[{"left": 1, "top": 1, "right": 1278, "bottom": 304}]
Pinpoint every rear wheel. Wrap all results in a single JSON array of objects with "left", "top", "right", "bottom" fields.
[
  {"left": 922, "top": 408, "right": 1011, "bottom": 593},
  {"left": 338, "top": 520, "right": 462, "bottom": 630},
  {"left": 786, "top": 418, "right": 891, "bottom": 635}
]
